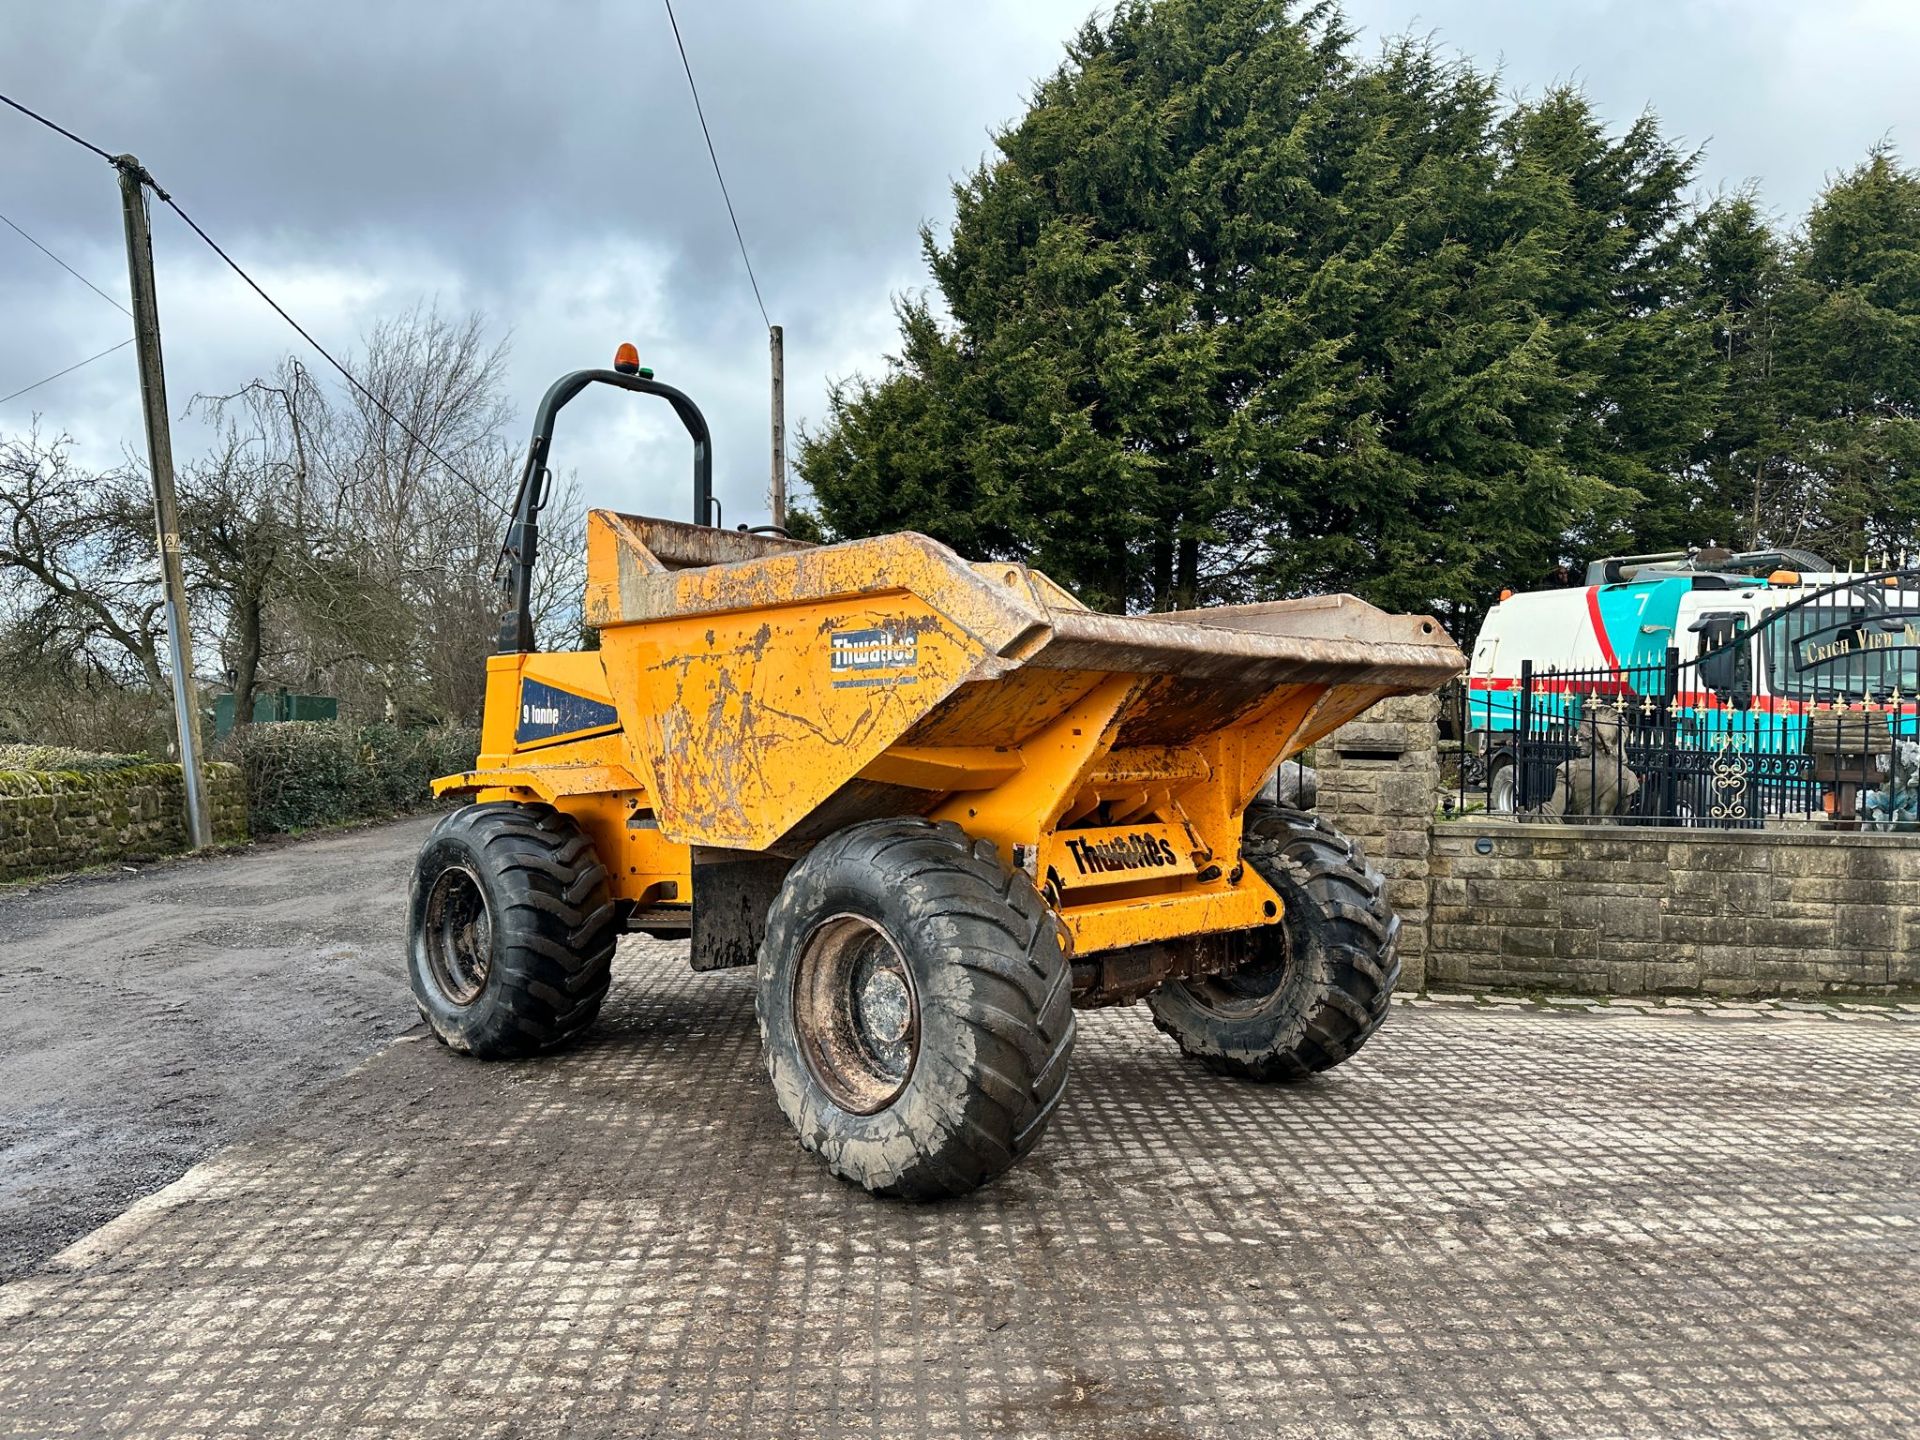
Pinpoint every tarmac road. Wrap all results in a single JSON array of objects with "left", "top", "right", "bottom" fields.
[{"left": 0, "top": 817, "right": 431, "bottom": 1283}]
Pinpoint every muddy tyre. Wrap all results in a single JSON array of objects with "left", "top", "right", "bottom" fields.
[
  {"left": 757, "top": 817, "right": 1074, "bottom": 1200},
  {"left": 407, "top": 802, "right": 617, "bottom": 1059},
  {"left": 1147, "top": 803, "right": 1398, "bottom": 1081}
]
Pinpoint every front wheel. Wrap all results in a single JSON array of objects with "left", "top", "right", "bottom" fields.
[
  {"left": 407, "top": 802, "right": 617, "bottom": 1058},
  {"left": 1148, "top": 803, "right": 1399, "bottom": 1082},
  {"left": 1487, "top": 755, "right": 1517, "bottom": 814},
  {"left": 756, "top": 818, "right": 1074, "bottom": 1200}
]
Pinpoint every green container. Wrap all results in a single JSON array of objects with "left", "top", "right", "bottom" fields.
[{"left": 212, "top": 689, "right": 339, "bottom": 737}]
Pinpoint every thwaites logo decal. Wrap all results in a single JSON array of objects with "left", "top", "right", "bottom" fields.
[
  {"left": 1045, "top": 824, "right": 1199, "bottom": 900},
  {"left": 516, "top": 678, "right": 620, "bottom": 744},
  {"left": 1063, "top": 830, "right": 1180, "bottom": 876},
  {"left": 829, "top": 625, "right": 920, "bottom": 689}
]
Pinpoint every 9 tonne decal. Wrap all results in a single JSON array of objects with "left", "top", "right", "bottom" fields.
[{"left": 516, "top": 678, "right": 620, "bottom": 745}]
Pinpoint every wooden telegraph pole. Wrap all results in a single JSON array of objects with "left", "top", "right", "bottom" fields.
[
  {"left": 114, "top": 154, "right": 212, "bottom": 849},
  {"left": 768, "top": 323, "right": 787, "bottom": 531}
]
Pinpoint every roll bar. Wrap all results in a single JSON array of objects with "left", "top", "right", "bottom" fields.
[{"left": 496, "top": 367, "right": 714, "bottom": 653}]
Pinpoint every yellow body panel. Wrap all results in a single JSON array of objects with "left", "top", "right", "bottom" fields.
[
  {"left": 437, "top": 512, "right": 1464, "bottom": 958},
  {"left": 598, "top": 592, "right": 994, "bottom": 850}
]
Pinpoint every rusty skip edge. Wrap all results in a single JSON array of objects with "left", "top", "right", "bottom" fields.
[
  {"left": 593, "top": 513, "right": 1464, "bottom": 697},
  {"left": 1004, "top": 610, "right": 1462, "bottom": 694}
]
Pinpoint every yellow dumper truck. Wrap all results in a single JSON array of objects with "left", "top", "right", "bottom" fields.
[{"left": 408, "top": 352, "right": 1463, "bottom": 1198}]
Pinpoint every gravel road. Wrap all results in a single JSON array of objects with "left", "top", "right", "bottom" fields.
[{"left": 0, "top": 817, "right": 430, "bottom": 1283}]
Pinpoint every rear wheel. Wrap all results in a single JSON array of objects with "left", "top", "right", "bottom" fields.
[
  {"left": 757, "top": 818, "right": 1073, "bottom": 1200},
  {"left": 1148, "top": 803, "right": 1399, "bottom": 1081},
  {"left": 407, "top": 802, "right": 617, "bottom": 1058}
]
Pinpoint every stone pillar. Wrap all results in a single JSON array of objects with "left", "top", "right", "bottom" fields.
[{"left": 1310, "top": 693, "right": 1439, "bottom": 991}]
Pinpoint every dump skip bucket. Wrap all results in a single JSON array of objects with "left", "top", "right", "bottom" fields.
[{"left": 579, "top": 513, "right": 1462, "bottom": 857}]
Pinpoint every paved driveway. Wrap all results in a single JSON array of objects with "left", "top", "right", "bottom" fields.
[{"left": 2, "top": 899, "right": 1914, "bottom": 1436}]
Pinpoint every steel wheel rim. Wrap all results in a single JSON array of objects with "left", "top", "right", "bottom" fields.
[
  {"left": 424, "top": 864, "right": 492, "bottom": 1006},
  {"left": 792, "top": 912, "right": 920, "bottom": 1114}
]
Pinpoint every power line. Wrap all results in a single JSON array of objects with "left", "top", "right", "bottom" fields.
[
  {"left": 0, "top": 90, "right": 506, "bottom": 519},
  {"left": 661, "top": 0, "right": 772, "bottom": 330},
  {"left": 0, "top": 208, "right": 131, "bottom": 315},
  {"left": 154, "top": 188, "right": 506, "bottom": 517},
  {"left": 0, "top": 337, "right": 134, "bottom": 407},
  {"left": 0, "top": 91, "right": 115, "bottom": 163}
]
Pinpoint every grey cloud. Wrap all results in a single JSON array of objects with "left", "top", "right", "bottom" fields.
[{"left": 4, "top": 0, "right": 1916, "bottom": 526}]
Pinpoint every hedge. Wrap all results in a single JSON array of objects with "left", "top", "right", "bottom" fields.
[{"left": 216, "top": 722, "right": 480, "bottom": 835}]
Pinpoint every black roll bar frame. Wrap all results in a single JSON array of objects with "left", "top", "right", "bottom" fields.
[{"left": 495, "top": 368, "right": 714, "bottom": 653}]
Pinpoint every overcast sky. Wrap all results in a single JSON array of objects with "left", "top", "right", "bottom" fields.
[{"left": 3, "top": 0, "right": 1917, "bottom": 529}]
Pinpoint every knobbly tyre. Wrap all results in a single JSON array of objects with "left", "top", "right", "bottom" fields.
[{"left": 407, "top": 347, "right": 1465, "bottom": 1200}]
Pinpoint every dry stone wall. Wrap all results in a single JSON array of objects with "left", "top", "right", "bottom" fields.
[
  {"left": 1428, "top": 823, "right": 1920, "bottom": 996},
  {"left": 0, "top": 764, "right": 247, "bottom": 882}
]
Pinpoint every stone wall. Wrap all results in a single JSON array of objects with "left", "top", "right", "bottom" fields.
[
  {"left": 1311, "top": 693, "right": 1440, "bottom": 990},
  {"left": 0, "top": 764, "right": 248, "bottom": 881},
  {"left": 1428, "top": 822, "right": 1920, "bottom": 996},
  {"left": 1310, "top": 692, "right": 1920, "bottom": 998}
]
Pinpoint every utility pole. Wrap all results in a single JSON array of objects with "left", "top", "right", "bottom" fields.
[
  {"left": 115, "top": 154, "right": 211, "bottom": 850},
  {"left": 768, "top": 323, "right": 787, "bottom": 531}
]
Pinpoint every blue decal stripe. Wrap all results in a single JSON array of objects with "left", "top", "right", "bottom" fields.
[
  {"left": 514, "top": 722, "right": 622, "bottom": 751},
  {"left": 516, "top": 678, "right": 621, "bottom": 745}
]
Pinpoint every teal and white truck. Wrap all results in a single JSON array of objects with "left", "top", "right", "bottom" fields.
[{"left": 1465, "top": 549, "right": 1920, "bottom": 817}]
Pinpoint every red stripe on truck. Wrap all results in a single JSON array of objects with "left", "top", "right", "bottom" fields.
[{"left": 1584, "top": 586, "right": 1622, "bottom": 673}]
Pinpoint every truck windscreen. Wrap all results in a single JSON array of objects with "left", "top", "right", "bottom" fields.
[{"left": 1763, "top": 605, "right": 1920, "bottom": 698}]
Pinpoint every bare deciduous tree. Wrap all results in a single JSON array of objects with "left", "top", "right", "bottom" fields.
[
  {"left": 189, "top": 306, "right": 584, "bottom": 727},
  {"left": 181, "top": 363, "right": 330, "bottom": 731},
  {"left": 1, "top": 305, "right": 588, "bottom": 748},
  {"left": 0, "top": 430, "right": 165, "bottom": 693}
]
